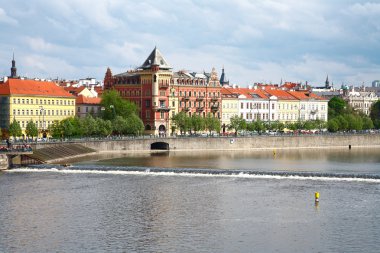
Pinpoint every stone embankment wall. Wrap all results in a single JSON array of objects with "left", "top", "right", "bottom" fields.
[
  {"left": 0, "top": 155, "right": 9, "bottom": 170},
  {"left": 32, "top": 134, "right": 380, "bottom": 153}
]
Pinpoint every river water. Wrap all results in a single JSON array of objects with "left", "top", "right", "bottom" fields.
[{"left": 1, "top": 148, "right": 380, "bottom": 253}]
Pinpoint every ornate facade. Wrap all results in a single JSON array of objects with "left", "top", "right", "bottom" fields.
[{"left": 104, "top": 47, "right": 222, "bottom": 135}]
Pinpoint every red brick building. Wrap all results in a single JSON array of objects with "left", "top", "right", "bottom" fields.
[{"left": 104, "top": 47, "right": 222, "bottom": 135}]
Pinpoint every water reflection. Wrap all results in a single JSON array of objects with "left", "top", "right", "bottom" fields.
[{"left": 65, "top": 148, "right": 380, "bottom": 175}]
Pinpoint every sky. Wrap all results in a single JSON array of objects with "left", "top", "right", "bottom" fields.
[{"left": 0, "top": 0, "right": 379, "bottom": 87}]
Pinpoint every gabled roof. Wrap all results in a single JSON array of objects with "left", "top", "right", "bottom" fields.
[
  {"left": 288, "top": 91, "right": 327, "bottom": 101},
  {"left": 0, "top": 78, "right": 74, "bottom": 98},
  {"left": 264, "top": 89, "right": 297, "bottom": 100},
  {"left": 140, "top": 47, "right": 171, "bottom": 70},
  {"left": 76, "top": 95, "right": 101, "bottom": 105},
  {"left": 64, "top": 86, "right": 85, "bottom": 96}
]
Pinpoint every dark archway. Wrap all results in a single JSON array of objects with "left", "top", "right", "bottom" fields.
[
  {"left": 151, "top": 142, "right": 169, "bottom": 150},
  {"left": 159, "top": 125, "right": 166, "bottom": 132},
  {"left": 145, "top": 124, "right": 152, "bottom": 130}
]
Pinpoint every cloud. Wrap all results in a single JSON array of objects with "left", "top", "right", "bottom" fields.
[
  {"left": 0, "top": 0, "right": 379, "bottom": 87},
  {"left": 0, "top": 8, "right": 18, "bottom": 25}
]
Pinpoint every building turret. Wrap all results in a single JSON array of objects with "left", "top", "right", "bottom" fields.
[
  {"left": 104, "top": 67, "right": 113, "bottom": 90},
  {"left": 219, "top": 67, "right": 229, "bottom": 86},
  {"left": 10, "top": 53, "right": 18, "bottom": 78}
]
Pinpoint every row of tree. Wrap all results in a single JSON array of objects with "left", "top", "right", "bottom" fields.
[
  {"left": 171, "top": 112, "right": 221, "bottom": 135},
  {"left": 327, "top": 97, "right": 375, "bottom": 132},
  {"left": 48, "top": 114, "right": 144, "bottom": 138},
  {"left": 228, "top": 115, "right": 327, "bottom": 135}
]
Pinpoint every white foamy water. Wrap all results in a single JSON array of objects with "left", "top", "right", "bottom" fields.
[{"left": 7, "top": 168, "right": 380, "bottom": 183}]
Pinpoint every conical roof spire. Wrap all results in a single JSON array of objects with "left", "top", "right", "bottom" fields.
[{"left": 140, "top": 47, "right": 171, "bottom": 70}]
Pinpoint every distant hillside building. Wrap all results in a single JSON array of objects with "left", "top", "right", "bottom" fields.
[{"left": 372, "top": 80, "right": 380, "bottom": 88}]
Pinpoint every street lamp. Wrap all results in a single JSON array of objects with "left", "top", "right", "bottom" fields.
[
  {"left": 39, "top": 106, "right": 45, "bottom": 136},
  {"left": 110, "top": 105, "right": 116, "bottom": 119}
]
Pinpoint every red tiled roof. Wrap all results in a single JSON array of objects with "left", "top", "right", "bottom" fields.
[
  {"left": 0, "top": 78, "right": 75, "bottom": 97},
  {"left": 264, "top": 89, "right": 297, "bottom": 100},
  {"left": 76, "top": 95, "right": 101, "bottom": 105},
  {"left": 288, "top": 91, "right": 327, "bottom": 100},
  {"left": 64, "top": 86, "right": 85, "bottom": 95}
]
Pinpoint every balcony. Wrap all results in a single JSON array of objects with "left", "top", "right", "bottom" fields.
[
  {"left": 159, "top": 83, "right": 169, "bottom": 89},
  {"left": 154, "top": 106, "right": 171, "bottom": 112},
  {"left": 196, "top": 96, "right": 205, "bottom": 101},
  {"left": 210, "top": 96, "right": 219, "bottom": 102},
  {"left": 196, "top": 106, "right": 204, "bottom": 112},
  {"left": 211, "top": 105, "right": 219, "bottom": 111},
  {"left": 182, "top": 96, "right": 190, "bottom": 101},
  {"left": 182, "top": 107, "right": 190, "bottom": 112}
]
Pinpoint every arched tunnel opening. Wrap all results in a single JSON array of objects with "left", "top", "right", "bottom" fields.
[{"left": 151, "top": 142, "right": 170, "bottom": 150}]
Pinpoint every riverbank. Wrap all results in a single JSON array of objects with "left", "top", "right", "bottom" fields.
[{"left": 24, "top": 133, "right": 380, "bottom": 164}]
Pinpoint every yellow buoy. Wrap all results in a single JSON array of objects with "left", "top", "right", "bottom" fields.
[{"left": 315, "top": 192, "right": 320, "bottom": 202}]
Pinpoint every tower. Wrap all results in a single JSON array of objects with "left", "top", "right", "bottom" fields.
[
  {"left": 219, "top": 67, "right": 229, "bottom": 86},
  {"left": 103, "top": 67, "right": 113, "bottom": 90},
  {"left": 10, "top": 53, "right": 17, "bottom": 78},
  {"left": 325, "top": 75, "right": 330, "bottom": 88}
]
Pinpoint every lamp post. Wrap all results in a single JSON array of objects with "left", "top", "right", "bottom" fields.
[
  {"left": 110, "top": 105, "right": 116, "bottom": 119},
  {"left": 39, "top": 106, "right": 45, "bottom": 137}
]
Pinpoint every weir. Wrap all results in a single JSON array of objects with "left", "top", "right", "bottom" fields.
[{"left": 0, "top": 150, "right": 34, "bottom": 170}]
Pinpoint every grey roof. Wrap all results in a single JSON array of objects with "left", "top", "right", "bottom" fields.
[
  {"left": 114, "top": 71, "right": 139, "bottom": 78},
  {"left": 140, "top": 47, "right": 172, "bottom": 70}
]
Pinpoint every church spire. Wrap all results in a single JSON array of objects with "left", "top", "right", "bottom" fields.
[
  {"left": 10, "top": 53, "right": 18, "bottom": 78},
  {"left": 325, "top": 75, "right": 330, "bottom": 88}
]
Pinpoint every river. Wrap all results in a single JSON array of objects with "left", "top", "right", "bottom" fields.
[{"left": 1, "top": 148, "right": 380, "bottom": 252}]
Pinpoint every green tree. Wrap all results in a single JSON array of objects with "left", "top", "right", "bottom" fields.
[
  {"left": 362, "top": 117, "right": 374, "bottom": 130},
  {"left": 228, "top": 115, "right": 246, "bottom": 136},
  {"left": 370, "top": 101, "right": 380, "bottom": 128},
  {"left": 172, "top": 112, "right": 190, "bottom": 135},
  {"left": 191, "top": 114, "right": 204, "bottom": 134},
  {"left": 101, "top": 90, "right": 138, "bottom": 120},
  {"left": 125, "top": 114, "right": 144, "bottom": 135},
  {"left": 204, "top": 114, "right": 221, "bottom": 134},
  {"left": 328, "top": 119, "right": 339, "bottom": 132},
  {"left": 61, "top": 119, "right": 75, "bottom": 138},
  {"left": 328, "top": 96, "right": 346, "bottom": 117},
  {"left": 113, "top": 116, "right": 127, "bottom": 135},
  {"left": 82, "top": 115, "right": 97, "bottom": 136},
  {"left": 255, "top": 120, "right": 265, "bottom": 133},
  {"left": 25, "top": 120, "right": 38, "bottom": 139},
  {"left": 48, "top": 120, "right": 62, "bottom": 138},
  {"left": 95, "top": 118, "right": 112, "bottom": 136},
  {"left": 337, "top": 115, "right": 349, "bottom": 131},
  {"left": 9, "top": 119, "right": 22, "bottom": 139}
]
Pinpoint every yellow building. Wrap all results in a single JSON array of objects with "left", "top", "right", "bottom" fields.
[
  {"left": 265, "top": 89, "right": 300, "bottom": 123},
  {"left": 221, "top": 87, "right": 239, "bottom": 126},
  {"left": 0, "top": 78, "right": 76, "bottom": 138}
]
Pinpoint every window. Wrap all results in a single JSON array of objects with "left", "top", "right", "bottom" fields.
[
  {"left": 145, "top": 100, "right": 151, "bottom": 107},
  {"left": 160, "top": 111, "right": 164, "bottom": 119},
  {"left": 13, "top": 98, "right": 16, "bottom": 104},
  {"left": 78, "top": 107, "right": 80, "bottom": 112},
  {"left": 146, "top": 111, "right": 150, "bottom": 119},
  {"left": 241, "top": 103, "right": 244, "bottom": 109}
]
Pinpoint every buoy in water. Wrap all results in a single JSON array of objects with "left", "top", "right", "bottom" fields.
[{"left": 315, "top": 192, "right": 320, "bottom": 202}]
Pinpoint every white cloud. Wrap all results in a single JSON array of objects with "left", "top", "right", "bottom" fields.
[
  {"left": 26, "top": 37, "right": 57, "bottom": 52},
  {"left": 0, "top": 0, "right": 379, "bottom": 86},
  {"left": 0, "top": 8, "right": 18, "bottom": 25}
]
